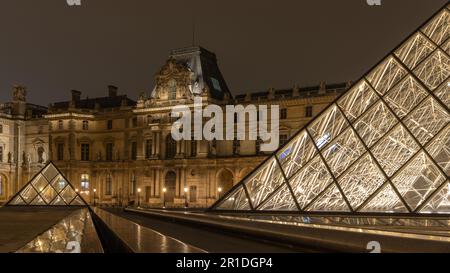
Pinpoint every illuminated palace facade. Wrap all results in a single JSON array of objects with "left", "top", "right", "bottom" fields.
[{"left": 0, "top": 46, "right": 348, "bottom": 207}]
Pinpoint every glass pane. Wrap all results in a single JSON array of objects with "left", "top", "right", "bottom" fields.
[
  {"left": 50, "top": 196, "right": 67, "bottom": 206},
  {"left": 360, "top": 183, "right": 408, "bottom": 213},
  {"left": 216, "top": 186, "right": 251, "bottom": 210},
  {"left": 354, "top": 101, "right": 397, "bottom": 148},
  {"left": 321, "top": 128, "right": 366, "bottom": 178},
  {"left": 69, "top": 196, "right": 86, "bottom": 206},
  {"left": 30, "top": 195, "right": 46, "bottom": 206},
  {"left": 31, "top": 174, "right": 49, "bottom": 193},
  {"left": 366, "top": 57, "right": 407, "bottom": 95},
  {"left": 244, "top": 157, "right": 286, "bottom": 208},
  {"left": 414, "top": 50, "right": 450, "bottom": 90},
  {"left": 434, "top": 78, "right": 450, "bottom": 108},
  {"left": 395, "top": 32, "right": 436, "bottom": 69},
  {"left": 41, "top": 185, "right": 58, "bottom": 204},
  {"left": 338, "top": 154, "right": 385, "bottom": 209},
  {"left": 42, "top": 164, "right": 59, "bottom": 181},
  {"left": 337, "top": 80, "right": 379, "bottom": 122},
  {"left": 392, "top": 152, "right": 446, "bottom": 211},
  {"left": 50, "top": 175, "right": 68, "bottom": 193},
  {"left": 371, "top": 124, "right": 420, "bottom": 177},
  {"left": 277, "top": 130, "right": 317, "bottom": 178},
  {"left": 20, "top": 185, "right": 39, "bottom": 203},
  {"left": 307, "top": 184, "right": 350, "bottom": 212},
  {"left": 384, "top": 76, "right": 429, "bottom": 119},
  {"left": 307, "top": 105, "right": 348, "bottom": 150},
  {"left": 60, "top": 186, "right": 77, "bottom": 204},
  {"left": 289, "top": 156, "right": 334, "bottom": 209},
  {"left": 404, "top": 97, "right": 450, "bottom": 145},
  {"left": 442, "top": 38, "right": 450, "bottom": 55},
  {"left": 9, "top": 196, "right": 25, "bottom": 205},
  {"left": 426, "top": 124, "right": 450, "bottom": 176},
  {"left": 420, "top": 182, "right": 450, "bottom": 213},
  {"left": 257, "top": 184, "right": 298, "bottom": 211},
  {"left": 422, "top": 9, "right": 450, "bottom": 45}
]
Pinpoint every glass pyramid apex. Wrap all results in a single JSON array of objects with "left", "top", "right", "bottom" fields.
[
  {"left": 6, "top": 162, "right": 88, "bottom": 207},
  {"left": 211, "top": 3, "right": 450, "bottom": 215}
]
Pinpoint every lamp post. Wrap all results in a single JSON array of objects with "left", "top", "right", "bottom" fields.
[
  {"left": 93, "top": 188, "right": 97, "bottom": 206},
  {"left": 162, "top": 188, "right": 167, "bottom": 208},
  {"left": 218, "top": 187, "right": 223, "bottom": 199},
  {"left": 184, "top": 187, "right": 189, "bottom": 208},
  {"left": 137, "top": 188, "right": 141, "bottom": 207}
]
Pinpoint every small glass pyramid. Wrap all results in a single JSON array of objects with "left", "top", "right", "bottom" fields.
[
  {"left": 6, "top": 162, "right": 88, "bottom": 206},
  {"left": 212, "top": 3, "right": 450, "bottom": 214}
]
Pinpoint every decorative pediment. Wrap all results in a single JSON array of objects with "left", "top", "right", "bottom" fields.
[{"left": 155, "top": 58, "right": 194, "bottom": 87}]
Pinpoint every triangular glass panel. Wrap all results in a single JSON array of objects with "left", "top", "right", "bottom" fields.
[
  {"left": 288, "top": 156, "right": 334, "bottom": 209},
  {"left": 392, "top": 152, "right": 446, "bottom": 211},
  {"left": 215, "top": 186, "right": 251, "bottom": 210},
  {"left": 421, "top": 9, "right": 450, "bottom": 45},
  {"left": 69, "top": 196, "right": 86, "bottom": 206},
  {"left": 420, "top": 181, "right": 450, "bottom": 213},
  {"left": 5, "top": 162, "right": 87, "bottom": 207},
  {"left": 337, "top": 80, "right": 379, "bottom": 122},
  {"left": 338, "top": 154, "right": 385, "bottom": 209},
  {"left": 414, "top": 50, "right": 450, "bottom": 90},
  {"left": 395, "top": 32, "right": 436, "bottom": 70},
  {"left": 30, "top": 195, "right": 46, "bottom": 206},
  {"left": 426, "top": 124, "right": 450, "bottom": 176},
  {"left": 244, "top": 157, "right": 286, "bottom": 208},
  {"left": 50, "top": 195, "right": 67, "bottom": 206},
  {"left": 360, "top": 183, "right": 408, "bottom": 213},
  {"left": 366, "top": 57, "right": 407, "bottom": 95},
  {"left": 404, "top": 97, "right": 450, "bottom": 145},
  {"left": 307, "top": 105, "right": 348, "bottom": 150},
  {"left": 9, "top": 195, "right": 26, "bottom": 205},
  {"left": 306, "top": 184, "right": 350, "bottom": 212},
  {"left": 257, "top": 184, "right": 298, "bottom": 211}
]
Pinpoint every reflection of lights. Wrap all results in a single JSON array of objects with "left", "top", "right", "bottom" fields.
[{"left": 317, "top": 133, "right": 331, "bottom": 149}]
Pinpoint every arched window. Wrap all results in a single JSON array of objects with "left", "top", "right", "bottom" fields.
[
  {"left": 166, "top": 135, "right": 177, "bottom": 159},
  {"left": 105, "top": 174, "right": 112, "bottom": 195},
  {"left": 168, "top": 80, "right": 177, "bottom": 100}
]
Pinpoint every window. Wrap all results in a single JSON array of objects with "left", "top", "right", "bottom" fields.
[
  {"left": 280, "top": 134, "right": 289, "bottom": 145},
  {"left": 58, "top": 120, "right": 63, "bottom": 130},
  {"left": 280, "top": 108, "right": 288, "bottom": 120},
  {"left": 131, "top": 142, "right": 137, "bottom": 160},
  {"left": 57, "top": 143, "right": 64, "bottom": 161},
  {"left": 256, "top": 137, "right": 262, "bottom": 154},
  {"left": 81, "top": 174, "right": 89, "bottom": 191},
  {"left": 130, "top": 172, "right": 136, "bottom": 195},
  {"left": 0, "top": 124, "right": 3, "bottom": 134},
  {"left": 166, "top": 135, "right": 177, "bottom": 159},
  {"left": 145, "top": 139, "right": 152, "bottom": 159},
  {"left": 132, "top": 117, "right": 138, "bottom": 128},
  {"left": 81, "top": 144, "right": 90, "bottom": 161},
  {"left": 106, "top": 174, "right": 112, "bottom": 195},
  {"left": 191, "top": 140, "right": 197, "bottom": 157},
  {"left": 106, "top": 143, "right": 114, "bottom": 161},
  {"left": 0, "top": 175, "right": 3, "bottom": 196},
  {"left": 107, "top": 120, "right": 113, "bottom": 130},
  {"left": 169, "top": 80, "right": 177, "bottom": 100},
  {"left": 233, "top": 138, "right": 240, "bottom": 155},
  {"left": 305, "top": 106, "right": 313, "bottom": 118},
  {"left": 0, "top": 146, "right": 3, "bottom": 163},
  {"left": 82, "top": 120, "right": 89, "bottom": 130}
]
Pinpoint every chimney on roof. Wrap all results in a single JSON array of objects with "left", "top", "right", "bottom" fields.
[
  {"left": 319, "top": 81, "right": 326, "bottom": 95},
  {"left": 71, "top": 90, "right": 81, "bottom": 101},
  {"left": 108, "top": 85, "right": 118, "bottom": 97}
]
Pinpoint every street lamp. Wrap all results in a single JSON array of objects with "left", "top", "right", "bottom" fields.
[
  {"left": 162, "top": 188, "right": 167, "bottom": 208},
  {"left": 137, "top": 188, "right": 141, "bottom": 207},
  {"left": 184, "top": 187, "right": 189, "bottom": 208},
  {"left": 218, "top": 187, "right": 223, "bottom": 199},
  {"left": 93, "top": 188, "right": 97, "bottom": 206}
]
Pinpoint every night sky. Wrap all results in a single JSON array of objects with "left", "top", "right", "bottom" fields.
[{"left": 0, "top": 0, "right": 447, "bottom": 106}]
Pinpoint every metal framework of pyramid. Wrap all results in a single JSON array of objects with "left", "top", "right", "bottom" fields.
[
  {"left": 211, "top": 3, "right": 450, "bottom": 214},
  {"left": 6, "top": 162, "right": 87, "bottom": 206}
]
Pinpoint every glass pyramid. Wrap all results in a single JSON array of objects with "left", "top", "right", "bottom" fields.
[
  {"left": 6, "top": 162, "right": 88, "bottom": 206},
  {"left": 212, "top": 4, "right": 450, "bottom": 214}
]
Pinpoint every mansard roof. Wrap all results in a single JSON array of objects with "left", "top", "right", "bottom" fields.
[{"left": 51, "top": 95, "right": 136, "bottom": 111}]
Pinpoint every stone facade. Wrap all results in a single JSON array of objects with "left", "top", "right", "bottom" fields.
[{"left": 0, "top": 46, "right": 348, "bottom": 207}]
